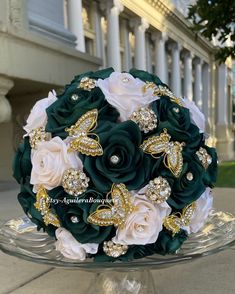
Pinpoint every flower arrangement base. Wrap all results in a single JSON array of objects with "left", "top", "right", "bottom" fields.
[
  {"left": 0, "top": 210, "right": 234, "bottom": 294},
  {"left": 87, "top": 270, "right": 155, "bottom": 294}
]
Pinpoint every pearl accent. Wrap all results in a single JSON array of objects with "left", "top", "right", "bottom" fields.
[
  {"left": 110, "top": 155, "right": 120, "bottom": 165},
  {"left": 70, "top": 216, "right": 79, "bottom": 223},
  {"left": 173, "top": 107, "right": 179, "bottom": 113},
  {"left": 186, "top": 172, "right": 194, "bottom": 181},
  {"left": 71, "top": 94, "right": 79, "bottom": 101}
]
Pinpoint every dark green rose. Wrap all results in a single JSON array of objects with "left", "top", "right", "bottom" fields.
[
  {"left": 201, "top": 145, "right": 218, "bottom": 187},
  {"left": 155, "top": 153, "right": 206, "bottom": 209},
  {"left": 154, "top": 229, "right": 188, "bottom": 255},
  {"left": 83, "top": 121, "right": 153, "bottom": 192},
  {"left": 46, "top": 86, "right": 119, "bottom": 139},
  {"left": 13, "top": 137, "right": 32, "bottom": 184},
  {"left": 129, "top": 68, "right": 163, "bottom": 86},
  {"left": 49, "top": 187, "right": 113, "bottom": 244},
  {"left": 150, "top": 98, "right": 203, "bottom": 153},
  {"left": 18, "top": 179, "right": 56, "bottom": 237}
]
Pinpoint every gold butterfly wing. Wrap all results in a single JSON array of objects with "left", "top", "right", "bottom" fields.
[
  {"left": 66, "top": 109, "right": 98, "bottom": 136},
  {"left": 87, "top": 205, "right": 117, "bottom": 226},
  {"left": 165, "top": 142, "right": 183, "bottom": 177},
  {"left": 140, "top": 130, "right": 170, "bottom": 156},
  {"left": 68, "top": 136, "right": 103, "bottom": 156}
]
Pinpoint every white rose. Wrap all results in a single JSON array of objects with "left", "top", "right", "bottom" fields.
[
  {"left": 181, "top": 98, "right": 205, "bottom": 133},
  {"left": 183, "top": 188, "right": 213, "bottom": 234},
  {"left": 112, "top": 195, "right": 171, "bottom": 245},
  {"left": 30, "top": 136, "right": 82, "bottom": 192},
  {"left": 55, "top": 227, "right": 98, "bottom": 261},
  {"left": 97, "top": 72, "right": 156, "bottom": 121},
  {"left": 24, "top": 90, "right": 57, "bottom": 135}
]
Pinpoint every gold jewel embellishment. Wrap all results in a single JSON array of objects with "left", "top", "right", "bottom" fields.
[
  {"left": 103, "top": 241, "right": 128, "bottom": 258},
  {"left": 65, "top": 109, "right": 103, "bottom": 156},
  {"left": 140, "top": 129, "right": 184, "bottom": 177},
  {"left": 87, "top": 183, "right": 134, "bottom": 228},
  {"left": 143, "top": 82, "right": 183, "bottom": 106},
  {"left": 29, "top": 127, "right": 50, "bottom": 149},
  {"left": 196, "top": 147, "right": 212, "bottom": 169},
  {"left": 34, "top": 186, "right": 60, "bottom": 227},
  {"left": 146, "top": 176, "right": 171, "bottom": 204},
  {"left": 78, "top": 77, "right": 96, "bottom": 91},
  {"left": 163, "top": 202, "right": 196, "bottom": 236},
  {"left": 62, "top": 168, "right": 90, "bottom": 196},
  {"left": 130, "top": 107, "right": 158, "bottom": 133}
]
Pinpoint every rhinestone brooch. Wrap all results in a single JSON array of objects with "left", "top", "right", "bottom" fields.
[
  {"left": 196, "top": 147, "right": 212, "bottom": 169},
  {"left": 103, "top": 241, "right": 128, "bottom": 258},
  {"left": 62, "top": 168, "right": 90, "bottom": 196},
  {"left": 130, "top": 107, "right": 158, "bottom": 133},
  {"left": 29, "top": 127, "right": 50, "bottom": 149},
  {"left": 34, "top": 186, "right": 60, "bottom": 227},
  {"left": 140, "top": 129, "right": 184, "bottom": 178},
  {"left": 142, "top": 82, "right": 183, "bottom": 106},
  {"left": 110, "top": 155, "right": 120, "bottom": 165},
  {"left": 163, "top": 202, "right": 196, "bottom": 236},
  {"left": 146, "top": 176, "right": 171, "bottom": 204},
  {"left": 65, "top": 109, "right": 103, "bottom": 156},
  {"left": 78, "top": 77, "right": 96, "bottom": 91},
  {"left": 87, "top": 183, "right": 134, "bottom": 228}
]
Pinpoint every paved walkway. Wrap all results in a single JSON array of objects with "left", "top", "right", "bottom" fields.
[{"left": 0, "top": 186, "right": 234, "bottom": 294}]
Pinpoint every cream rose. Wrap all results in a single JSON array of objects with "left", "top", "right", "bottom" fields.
[
  {"left": 24, "top": 90, "right": 57, "bottom": 135},
  {"left": 184, "top": 188, "right": 213, "bottom": 234},
  {"left": 181, "top": 98, "right": 205, "bottom": 133},
  {"left": 112, "top": 195, "right": 171, "bottom": 245},
  {"left": 55, "top": 227, "right": 98, "bottom": 260},
  {"left": 30, "top": 136, "right": 82, "bottom": 192},
  {"left": 97, "top": 72, "right": 156, "bottom": 121}
]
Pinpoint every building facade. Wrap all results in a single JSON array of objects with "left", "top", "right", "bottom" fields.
[{"left": 0, "top": 0, "right": 234, "bottom": 181}]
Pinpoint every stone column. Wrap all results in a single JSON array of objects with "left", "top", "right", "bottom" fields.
[
  {"left": 202, "top": 62, "right": 210, "bottom": 127},
  {"left": 146, "top": 33, "right": 152, "bottom": 73},
  {"left": 122, "top": 19, "right": 132, "bottom": 71},
  {"left": 67, "top": 0, "right": 85, "bottom": 52},
  {"left": 153, "top": 31, "right": 168, "bottom": 83},
  {"left": 216, "top": 64, "right": 234, "bottom": 160},
  {"left": 107, "top": 0, "right": 123, "bottom": 71},
  {"left": 134, "top": 18, "right": 149, "bottom": 70},
  {"left": 170, "top": 42, "right": 181, "bottom": 97},
  {"left": 0, "top": 76, "right": 14, "bottom": 123},
  {"left": 93, "top": 1, "right": 103, "bottom": 58},
  {"left": 183, "top": 51, "right": 193, "bottom": 100},
  {"left": 194, "top": 57, "right": 203, "bottom": 109}
]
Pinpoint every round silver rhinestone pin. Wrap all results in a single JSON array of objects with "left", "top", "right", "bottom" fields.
[
  {"left": 173, "top": 107, "right": 180, "bottom": 113},
  {"left": 71, "top": 94, "right": 79, "bottom": 101},
  {"left": 70, "top": 216, "right": 79, "bottom": 223},
  {"left": 186, "top": 172, "right": 194, "bottom": 181},
  {"left": 110, "top": 155, "right": 120, "bottom": 165}
]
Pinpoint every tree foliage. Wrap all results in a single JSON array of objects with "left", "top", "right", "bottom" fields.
[{"left": 187, "top": 0, "right": 235, "bottom": 62}]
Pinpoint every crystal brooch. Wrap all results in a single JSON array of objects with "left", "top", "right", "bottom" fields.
[
  {"left": 78, "top": 77, "right": 96, "bottom": 91},
  {"left": 62, "top": 168, "right": 90, "bottom": 196},
  {"left": 196, "top": 147, "right": 212, "bottom": 169},
  {"left": 146, "top": 176, "right": 171, "bottom": 204},
  {"left": 103, "top": 241, "right": 128, "bottom": 258},
  {"left": 130, "top": 107, "right": 158, "bottom": 133}
]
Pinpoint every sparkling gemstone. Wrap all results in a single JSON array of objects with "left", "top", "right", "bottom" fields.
[
  {"left": 110, "top": 155, "right": 120, "bottom": 165},
  {"left": 173, "top": 107, "right": 180, "bottom": 113},
  {"left": 186, "top": 172, "right": 194, "bottom": 181},
  {"left": 122, "top": 77, "right": 130, "bottom": 83},
  {"left": 71, "top": 94, "right": 79, "bottom": 101},
  {"left": 70, "top": 216, "right": 79, "bottom": 223}
]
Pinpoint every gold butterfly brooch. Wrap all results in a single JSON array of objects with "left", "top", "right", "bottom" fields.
[
  {"left": 140, "top": 128, "right": 185, "bottom": 177},
  {"left": 87, "top": 183, "right": 134, "bottom": 228},
  {"left": 65, "top": 109, "right": 103, "bottom": 156},
  {"left": 34, "top": 186, "right": 60, "bottom": 227},
  {"left": 163, "top": 202, "right": 196, "bottom": 235}
]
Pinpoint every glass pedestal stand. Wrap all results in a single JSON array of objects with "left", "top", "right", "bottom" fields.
[{"left": 0, "top": 210, "right": 234, "bottom": 294}]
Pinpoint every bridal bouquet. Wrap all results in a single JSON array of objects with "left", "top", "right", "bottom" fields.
[{"left": 13, "top": 68, "right": 217, "bottom": 262}]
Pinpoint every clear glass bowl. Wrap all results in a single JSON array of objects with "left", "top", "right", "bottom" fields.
[{"left": 0, "top": 210, "right": 234, "bottom": 293}]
